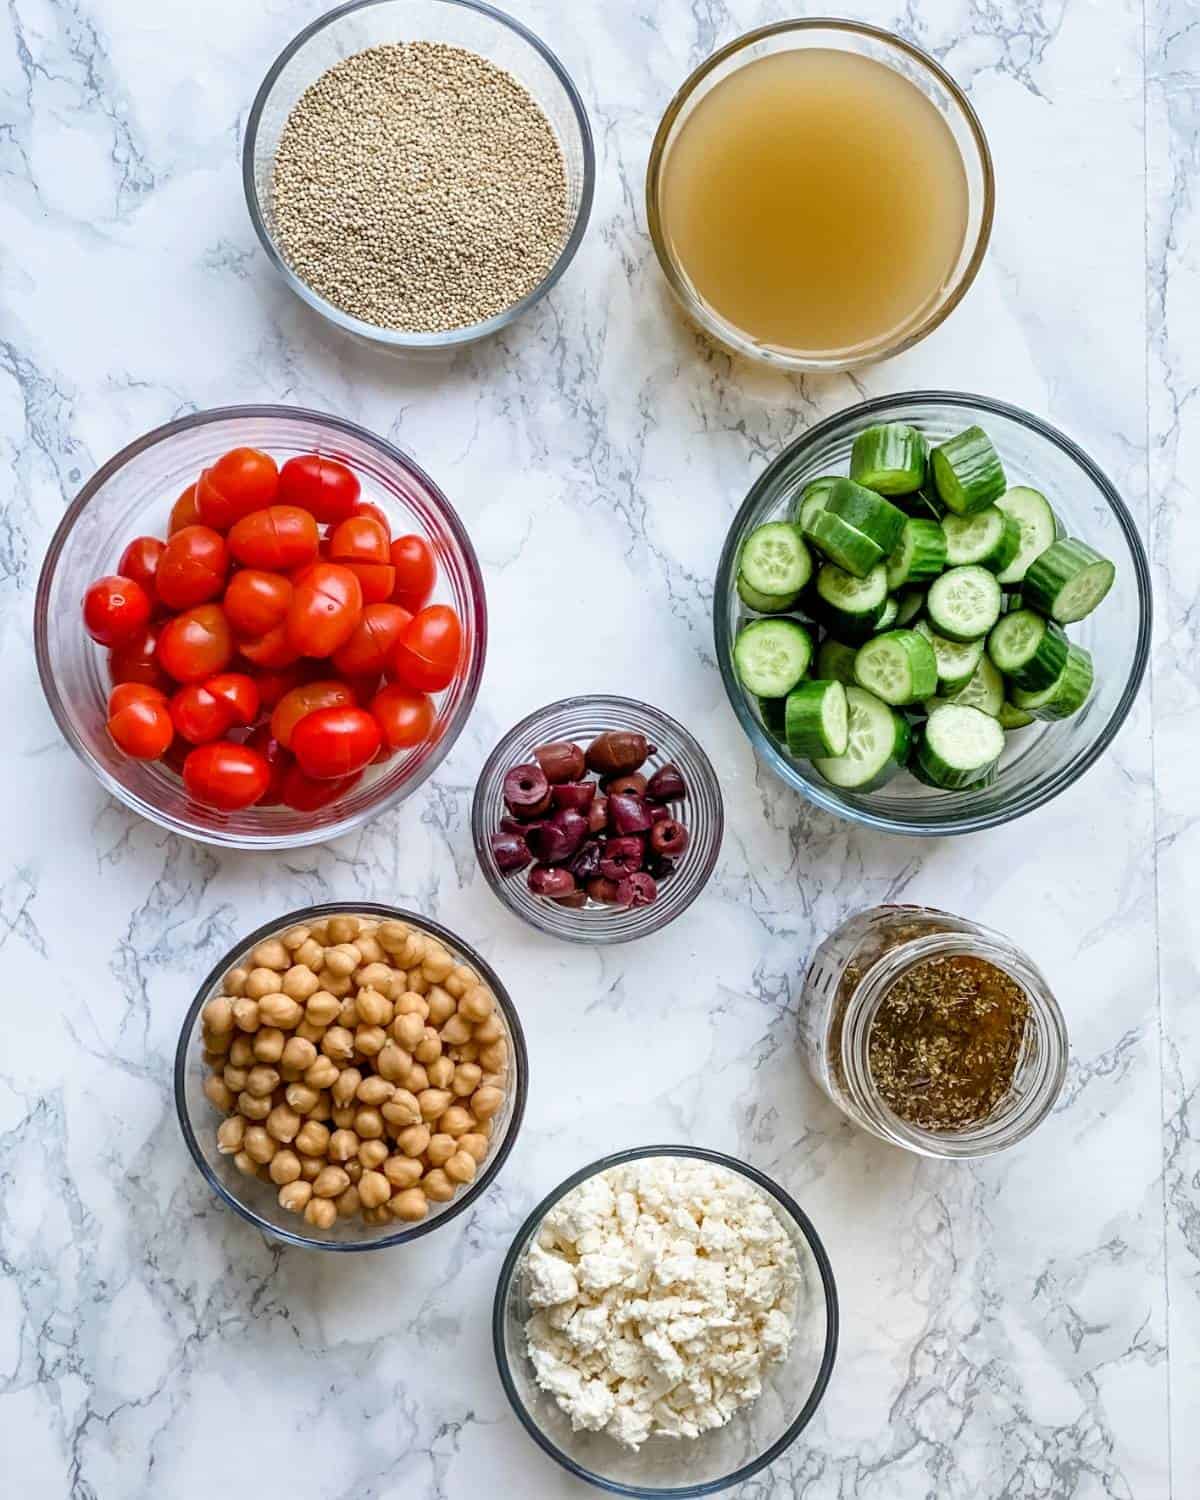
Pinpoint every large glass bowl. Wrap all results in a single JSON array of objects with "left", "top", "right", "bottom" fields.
[
  {"left": 35, "top": 405, "right": 486, "bottom": 849},
  {"left": 243, "top": 0, "right": 595, "bottom": 352},
  {"left": 175, "top": 903, "right": 526, "bottom": 1251},
  {"left": 492, "top": 1145, "right": 839, "bottom": 1496},
  {"left": 715, "top": 393, "right": 1152, "bottom": 836}
]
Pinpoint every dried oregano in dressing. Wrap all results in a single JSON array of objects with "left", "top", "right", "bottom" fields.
[{"left": 272, "top": 42, "right": 569, "bottom": 332}]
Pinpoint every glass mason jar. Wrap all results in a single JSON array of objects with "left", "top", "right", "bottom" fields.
[{"left": 800, "top": 905, "right": 1067, "bottom": 1159}]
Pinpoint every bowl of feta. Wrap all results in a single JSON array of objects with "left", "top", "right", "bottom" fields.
[{"left": 491, "top": 1146, "right": 838, "bottom": 1494}]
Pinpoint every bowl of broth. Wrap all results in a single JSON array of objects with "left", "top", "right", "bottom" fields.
[{"left": 646, "top": 20, "right": 994, "bottom": 371}]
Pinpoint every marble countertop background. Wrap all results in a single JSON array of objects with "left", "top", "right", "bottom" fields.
[{"left": 1, "top": 0, "right": 1194, "bottom": 1495}]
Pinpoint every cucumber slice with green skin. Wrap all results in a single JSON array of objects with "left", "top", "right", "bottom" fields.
[
  {"left": 815, "top": 563, "right": 889, "bottom": 641},
  {"left": 758, "top": 694, "right": 788, "bottom": 740},
  {"left": 914, "top": 619, "right": 985, "bottom": 694},
  {"left": 998, "top": 701, "right": 1036, "bottom": 730},
  {"left": 895, "top": 485, "right": 946, "bottom": 522},
  {"left": 878, "top": 596, "right": 899, "bottom": 630},
  {"left": 805, "top": 509, "right": 886, "bottom": 577},
  {"left": 995, "top": 487, "right": 1060, "bottom": 586},
  {"left": 926, "top": 565, "right": 1003, "bottom": 641},
  {"left": 739, "top": 522, "right": 812, "bottom": 599},
  {"left": 853, "top": 629, "right": 938, "bottom": 706},
  {"left": 850, "top": 423, "right": 928, "bottom": 495},
  {"left": 941, "top": 506, "right": 1021, "bottom": 575},
  {"left": 794, "top": 476, "right": 840, "bottom": 532},
  {"left": 987, "top": 609, "right": 1069, "bottom": 690},
  {"left": 1011, "top": 643, "right": 1094, "bottom": 720},
  {"left": 785, "top": 679, "right": 849, "bottom": 758},
  {"left": 813, "top": 686, "right": 911, "bottom": 791},
  {"left": 1021, "top": 539, "right": 1116, "bottom": 624},
  {"left": 815, "top": 638, "right": 860, "bottom": 685},
  {"left": 737, "top": 574, "right": 801, "bottom": 614},
  {"left": 915, "top": 703, "right": 1006, "bottom": 788},
  {"left": 931, "top": 426, "right": 1007, "bottom": 515},
  {"left": 733, "top": 618, "right": 813, "bottom": 698},
  {"left": 936, "top": 654, "right": 1005, "bottom": 716},
  {"left": 895, "top": 588, "right": 926, "bottom": 626},
  {"left": 886, "top": 518, "right": 948, "bottom": 590},
  {"left": 824, "top": 478, "right": 907, "bottom": 553}
]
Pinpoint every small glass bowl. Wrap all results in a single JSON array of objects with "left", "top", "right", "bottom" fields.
[
  {"left": 646, "top": 19, "right": 993, "bottom": 371},
  {"left": 175, "top": 903, "right": 527, "bottom": 1250},
  {"left": 714, "top": 392, "right": 1152, "bottom": 836},
  {"left": 35, "top": 405, "right": 486, "bottom": 850},
  {"left": 471, "top": 696, "right": 724, "bottom": 944},
  {"left": 243, "top": 0, "right": 595, "bottom": 352},
  {"left": 492, "top": 1145, "right": 839, "bottom": 1496}
]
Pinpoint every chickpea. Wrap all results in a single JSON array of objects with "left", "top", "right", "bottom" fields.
[
  {"left": 324, "top": 943, "right": 361, "bottom": 978},
  {"left": 245, "top": 1065, "right": 280, "bottom": 1098},
  {"left": 331, "top": 1067, "right": 362, "bottom": 1107},
  {"left": 397, "top": 1124, "right": 431, "bottom": 1158},
  {"left": 422, "top": 945, "right": 454, "bottom": 984},
  {"left": 295, "top": 1119, "right": 330, "bottom": 1157},
  {"left": 427, "top": 1056, "right": 455, "bottom": 1091},
  {"left": 458, "top": 985, "right": 494, "bottom": 1024},
  {"left": 286, "top": 1082, "right": 320, "bottom": 1115},
  {"left": 223, "top": 1064, "right": 249, "bottom": 1092},
  {"left": 305, "top": 1055, "right": 340, "bottom": 1090},
  {"left": 282, "top": 926, "right": 310, "bottom": 952},
  {"left": 282, "top": 965, "right": 320, "bottom": 1002},
  {"left": 329, "top": 1129, "right": 359, "bottom": 1163},
  {"left": 439, "top": 1014, "right": 473, "bottom": 1048},
  {"left": 355, "top": 1024, "right": 387, "bottom": 1058},
  {"left": 452, "top": 1063, "right": 482, "bottom": 1098},
  {"left": 377, "top": 919, "right": 409, "bottom": 952},
  {"left": 439, "top": 1105, "right": 475, "bottom": 1137},
  {"left": 331, "top": 1104, "right": 357, "bottom": 1130},
  {"left": 381, "top": 1090, "right": 421, "bottom": 1129},
  {"left": 253, "top": 1027, "right": 286, "bottom": 1063},
  {"left": 232, "top": 997, "right": 261, "bottom": 1033},
  {"left": 471, "top": 1086, "right": 504, "bottom": 1121},
  {"left": 327, "top": 915, "right": 360, "bottom": 944},
  {"left": 305, "top": 1197, "right": 337, "bottom": 1230},
  {"left": 307, "top": 919, "right": 330, "bottom": 944},
  {"left": 238, "top": 1090, "right": 272, "bottom": 1122},
  {"left": 376, "top": 1043, "right": 412, "bottom": 1083},
  {"left": 362, "top": 1205, "right": 390, "bottom": 1226},
  {"left": 479, "top": 1041, "right": 507, "bottom": 1074},
  {"left": 356, "top": 970, "right": 395, "bottom": 1007},
  {"left": 228, "top": 1035, "right": 254, "bottom": 1067},
  {"left": 383, "top": 1155, "right": 423, "bottom": 1190},
  {"left": 269, "top": 1149, "right": 302, "bottom": 1186},
  {"left": 458, "top": 1133, "right": 490, "bottom": 1165},
  {"left": 338, "top": 997, "right": 360, "bottom": 1030},
  {"left": 318, "top": 970, "right": 353, "bottom": 998},
  {"left": 233, "top": 1150, "right": 257, "bottom": 1177},
  {"left": 313, "top": 1165, "right": 351, "bottom": 1199},
  {"left": 443, "top": 965, "right": 474, "bottom": 999},
  {"left": 426, "top": 986, "right": 456, "bottom": 1026},
  {"left": 406, "top": 970, "right": 431, "bottom": 997},
  {"left": 299, "top": 1154, "right": 324, "bottom": 1182},
  {"left": 258, "top": 993, "right": 303, "bottom": 1030},
  {"left": 203, "top": 1032, "right": 232, "bottom": 1058},
  {"left": 357, "top": 1075, "right": 394, "bottom": 1107},
  {"left": 224, "top": 966, "right": 250, "bottom": 998},
  {"left": 244, "top": 1126, "right": 277, "bottom": 1165},
  {"left": 422, "top": 1168, "right": 455, "bottom": 1203},
  {"left": 204, "top": 1076, "right": 234, "bottom": 1112},
  {"left": 445, "top": 1150, "right": 476, "bottom": 1185},
  {"left": 474, "top": 1014, "right": 504, "bottom": 1046},
  {"left": 426, "top": 1133, "right": 456, "bottom": 1167},
  {"left": 251, "top": 937, "right": 290, "bottom": 971},
  {"left": 415, "top": 1028, "right": 443, "bottom": 1065},
  {"left": 354, "top": 1107, "right": 385, "bottom": 1140},
  {"left": 322, "top": 1026, "right": 355, "bottom": 1063},
  {"left": 216, "top": 1116, "right": 246, "bottom": 1154},
  {"left": 391, "top": 1189, "right": 428, "bottom": 1222},
  {"left": 358, "top": 1139, "right": 389, "bottom": 1170},
  {"left": 266, "top": 1104, "right": 301, "bottom": 1144},
  {"left": 455, "top": 1042, "right": 480, "bottom": 1065},
  {"left": 404, "top": 1064, "right": 430, "bottom": 1094},
  {"left": 295, "top": 1019, "right": 326, "bottom": 1046},
  {"left": 393, "top": 1011, "right": 424, "bottom": 1051},
  {"left": 399, "top": 932, "right": 426, "bottom": 967},
  {"left": 244, "top": 968, "right": 281, "bottom": 1001},
  {"left": 295, "top": 937, "right": 325, "bottom": 971},
  {"left": 358, "top": 1170, "right": 391, "bottom": 1209},
  {"left": 281, "top": 1036, "right": 317, "bottom": 1073},
  {"left": 344, "top": 1159, "right": 363, "bottom": 1184},
  {"left": 306, "top": 991, "right": 342, "bottom": 1027},
  {"left": 279, "top": 1180, "right": 312, "bottom": 1214},
  {"left": 418, "top": 1088, "right": 453, "bottom": 1121},
  {"left": 310, "top": 1090, "right": 333, "bottom": 1122},
  {"left": 335, "top": 1185, "right": 361, "bottom": 1218},
  {"left": 203, "top": 996, "right": 235, "bottom": 1034}
]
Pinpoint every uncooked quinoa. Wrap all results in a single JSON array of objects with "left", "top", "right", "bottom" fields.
[{"left": 271, "top": 42, "right": 570, "bottom": 332}]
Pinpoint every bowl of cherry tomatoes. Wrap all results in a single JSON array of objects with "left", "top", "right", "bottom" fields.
[{"left": 36, "top": 406, "right": 486, "bottom": 848}]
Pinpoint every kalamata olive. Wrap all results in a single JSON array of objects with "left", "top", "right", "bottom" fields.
[
  {"left": 648, "top": 804, "right": 671, "bottom": 826},
  {"left": 646, "top": 852, "right": 676, "bottom": 880},
  {"left": 504, "top": 763, "right": 552, "bottom": 819},
  {"left": 646, "top": 764, "right": 687, "bottom": 802},
  {"left": 649, "top": 818, "right": 689, "bottom": 859},
  {"left": 598, "top": 835, "right": 644, "bottom": 880},
  {"left": 528, "top": 865, "right": 577, "bottom": 898},
  {"left": 491, "top": 829, "right": 532, "bottom": 875},
  {"left": 551, "top": 780, "right": 596, "bottom": 814},
  {"left": 608, "top": 791, "right": 652, "bottom": 836},
  {"left": 533, "top": 740, "right": 586, "bottom": 785},
  {"left": 586, "top": 875, "right": 622, "bottom": 904},
  {"left": 616, "top": 872, "right": 657, "bottom": 908},
  {"left": 587, "top": 794, "right": 609, "bottom": 834},
  {"left": 568, "top": 839, "right": 603, "bottom": 881},
  {"left": 553, "top": 889, "right": 588, "bottom": 909},
  {"left": 548, "top": 808, "right": 588, "bottom": 860},
  {"left": 526, "top": 820, "right": 572, "bottom": 864},
  {"left": 604, "top": 772, "right": 647, "bottom": 797},
  {"left": 585, "top": 731, "right": 650, "bottom": 777}
]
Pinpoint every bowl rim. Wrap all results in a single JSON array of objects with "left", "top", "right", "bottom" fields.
[
  {"left": 470, "top": 694, "right": 725, "bottom": 944},
  {"left": 242, "top": 0, "right": 597, "bottom": 348},
  {"left": 173, "top": 901, "right": 528, "bottom": 1251},
  {"left": 491, "top": 1143, "right": 840, "bottom": 1497},
  {"left": 645, "top": 17, "right": 995, "bottom": 372},
  {"left": 714, "top": 390, "right": 1153, "bottom": 836},
  {"left": 34, "top": 402, "right": 487, "bottom": 851}
]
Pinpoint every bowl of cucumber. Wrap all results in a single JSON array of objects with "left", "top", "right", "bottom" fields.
[{"left": 715, "top": 392, "right": 1151, "bottom": 836}]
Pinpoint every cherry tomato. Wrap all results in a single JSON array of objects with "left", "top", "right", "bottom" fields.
[
  {"left": 244, "top": 725, "right": 290, "bottom": 806},
  {"left": 156, "top": 603, "right": 234, "bottom": 683},
  {"left": 277, "top": 454, "right": 360, "bottom": 524},
  {"left": 371, "top": 684, "right": 435, "bottom": 749},
  {"left": 205, "top": 672, "right": 259, "bottom": 726},
  {"left": 223, "top": 569, "right": 293, "bottom": 638},
  {"left": 238, "top": 624, "right": 300, "bottom": 670},
  {"left": 228, "top": 505, "right": 320, "bottom": 571},
  {"left": 286, "top": 562, "right": 363, "bottom": 657},
  {"left": 170, "top": 682, "right": 230, "bottom": 745},
  {"left": 352, "top": 501, "right": 391, "bottom": 539},
  {"left": 343, "top": 673, "right": 383, "bottom": 707},
  {"left": 196, "top": 448, "right": 279, "bottom": 530},
  {"left": 108, "top": 682, "right": 166, "bottom": 714},
  {"left": 109, "top": 624, "right": 170, "bottom": 690},
  {"left": 331, "top": 603, "right": 412, "bottom": 676},
  {"left": 270, "top": 679, "right": 356, "bottom": 749},
  {"left": 170, "top": 484, "right": 200, "bottom": 534},
  {"left": 118, "top": 536, "right": 165, "bottom": 596},
  {"left": 156, "top": 524, "right": 230, "bottom": 610},
  {"left": 345, "top": 562, "right": 396, "bottom": 604},
  {"left": 389, "top": 534, "right": 437, "bottom": 612},
  {"left": 292, "top": 705, "right": 381, "bottom": 779},
  {"left": 280, "top": 762, "right": 362, "bottom": 812},
  {"left": 390, "top": 604, "right": 463, "bottom": 693},
  {"left": 328, "top": 515, "right": 390, "bottom": 566},
  {"left": 107, "top": 687, "right": 174, "bottom": 760},
  {"left": 251, "top": 662, "right": 309, "bottom": 709},
  {"left": 83, "top": 574, "right": 152, "bottom": 647},
  {"left": 183, "top": 741, "right": 272, "bottom": 811}
]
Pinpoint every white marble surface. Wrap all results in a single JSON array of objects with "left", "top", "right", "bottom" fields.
[{"left": 0, "top": 0, "right": 1188, "bottom": 1495}]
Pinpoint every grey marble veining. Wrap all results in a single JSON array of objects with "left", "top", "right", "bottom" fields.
[{"left": 0, "top": 0, "right": 1189, "bottom": 1495}]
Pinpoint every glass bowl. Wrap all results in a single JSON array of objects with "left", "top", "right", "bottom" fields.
[
  {"left": 243, "top": 0, "right": 595, "bottom": 352},
  {"left": 646, "top": 19, "right": 993, "bottom": 372},
  {"left": 175, "top": 903, "right": 527, "bottom": 1250},
  {"left": 471, "top": 696, "right": 724, "bottom": 944},
  {"left": 714, "top": 392, "right": 1152, "bottom": 836},
  {"left": 35, "top": 405, "right": 486, "bottom": 849},
  {"left": 492, "top": 1145, "right": 839, "bottom": 1496}
]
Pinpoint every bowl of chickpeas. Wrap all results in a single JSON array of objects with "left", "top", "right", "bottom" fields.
[{"left": 175, "top": 903, "right": 526, "bottom": 1248}]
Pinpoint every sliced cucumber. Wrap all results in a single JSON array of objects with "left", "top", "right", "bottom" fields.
[
  {"left": 1011, "top": 643, "right": 1094, "bottom": 720},
  {"left": 824, "top": 478, "right": 907, "bottom": 553},
  {"left": 915, "top": 703, "right": 1005, "bottom": 789},
  {"left": 931, "top": 426, "right": 1007, "bottom": 515},
  {"left": 941, "top": 506, "right": 1020, "bottom": 574},
  {"left": 758, "top": 694, "right": 788, "bottom": 740},
  {"left": 886, "top": 518, "right": 948, "bottom": 590},
  {"left": 805, "top": 509, "right": 885, "bottom": 578},
  {"left": 944, "top": 654, "right": 1005, "bottom": 716},
  {"left": 794, "top": 476, "right": 840, "bottom": 532},
  {"left": 878, "top": 596, "right": 899, "bottom": 630},
  {"left": 850, "top": 423, "right": 928, "bottom": 495},
  {"left": 733, "top": 618, "right": 813, "bottom": 698},
  {"left": 895, "top": 588, "right": 926, "bottom": 626},
  {"left": 814, "top": 562, "right": 889, "bottom": 642},
  {"left": 737, "top": 574, "right": 801, "bottom": 614},
  {"left": 995, "top": 486, "right": 1059, "bottom": 586},
  {"left": 853, "top": 629, "right": 938, "bottom": 706},
  {"left": 914, "top": 619, "right": 985, "bottom": 694},
  {"left": 739, "top": 522, "right": 812, "bottom": 599},
  {"left": 926, "top": 565, "right": 1003, "bottom": 642},
  {"left": 1022, "top": 539, "right": 1116, "bottom": 624},
  {"left": 998, "top": 701, "right": 1036, "bottom": 730},
  {"left": 986, "top": 609, "right": 1069, "bottom": 691},
  {"left": 815, "top": 638, "right": 860, "bottom": 685},
  {"left": 813, "top": 686, "right": 911, "bottom": 791},
  {"left": 785, "top": 680, "right": 849, "bottom": 758}
]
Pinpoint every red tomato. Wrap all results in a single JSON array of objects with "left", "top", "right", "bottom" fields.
[
  {"left": 390, "top": 604, "right": 463, "bottom": 693},
  {"left": 196, "top": 448, "right": 279, "bottom": 530},
  {"left": 270, "top": 679, "right": 356, "bottom": 749},
  {"left": 170, "top": 683, "right": 230, "bottom": 745},
  {"left": 156, "top": 525, "right": 230, "bottom": 610},
  {"left": 170, "top": 484, "right": 201, "bottom": 534},
  {"left": 83, "top": 574, "right": 152, "bottom": 647},
  {"left": 280, "top": 762, "right": 363, "bottom": 812},
  {"left": 229, "top": 505, "right": 320, "bottom": 571},
  {"left": 343, "top": 672, "right": 383, "bottom": 707},
  {"left": 371, "top": 684, "right": 435, "bottom": 749},
  {"left": 328, "top": 515, "right": 390, "bottom": 566},
  {"left": 251, "top": 662, "right": 308, "bottom": 709},
  {"left": 109, "top": 682, "right": 166, "bottom": 714},
  {"left": 277, "top": 454, "right": 360, "bottom": 524},
  {"left": 118, "top": 536, "right": 165, "bottom": 596},
  {"left": 206, "top": 672, "right": 259, "bottom": 726},
  {"left": 109, "top": 624, "right": 170, "bottom": 690},
  {"left": 238, "top": 624, "right": 300, "bottom": 670},
  {"left": 107, "top": 689, "right": 174, "bottom": 759},
  {"left": 352, "top": 501, "right": 391, "bottom": 539},
  {"left": 286, "top": 562, "right": 363, "bottom": 657},
  {"left": 389, "top": 535, "right": 436, "bottom": 612},
  {"left": 345, "top": 561, "right": 396, "bottom": 604},
  {"left": 224, "top": 569, "right": 293, "bottom": 637},
  {"left": 291, "top": 705, "right": 381, "bottom": 779},
  {"left": 244, "top": 725, "right": 290, "bottom": 806},
  {"left": 183, "top": 741, "right": 272, "bottom": 811},
  {"left": 331, "top": 603, "right": 412, "bottom": 676},
  {"left": 156, "top": 604, "right": 234, "bottom": 683}
]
